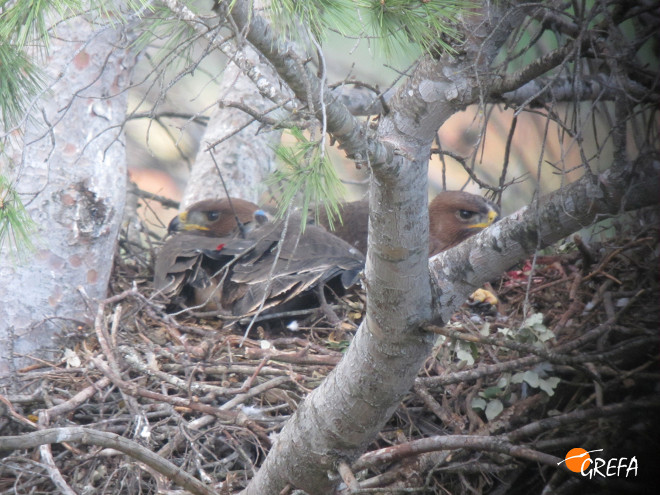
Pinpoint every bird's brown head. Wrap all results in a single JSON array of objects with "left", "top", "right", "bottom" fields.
[
  {"left": 168, "top": 198, "right": 265, "bottom": 237},
  {"left": 428, "top": 191, "right": 499, "bottom": 256}
]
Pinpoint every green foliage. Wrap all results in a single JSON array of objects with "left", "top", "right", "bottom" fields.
[
  {"left": 268, "top": 127, "right": 345, "bottom": 231},
  {"left": 0, "top": 1, "right": 158, "bottom": 130},
  {"left": 454, "top": 339, "right": 476, "bottom": 365},
  {"left": 0, "top": 0, "right": 70, "bottom": 129},
  {"left": 517, "top": 312, "right": 555, "bottom": 344},
  {"left": 0, "top": 44, "right": 45, "bottom": 131},
  {"left": 511, "top": 368, "right": 560, "bottom": 396},
  {"left": 471, "top": 383, "right": 505, "bottom": 420},
  {"left": 270, "top": 0, "right": 356, "bottom": 43},
  {"left": 0, "top": 175, "right": 38, "bottom": 261},
  {"left": 269, "top": 0, "right": 469, "bottom": 56},
  {"left": 497, "top": 312, "right": 556, "bottom": 346},
  {"left": 364, "top": 0, "right": 468, "bottom": 56},
  {"left": 0, "top": 0, "right": 78, "bottom": 49},
  {"left": 497, "top": 314, "right": 561, "bottom": 397},
  {"left": 0, "top": 1, "right": 159, "bottom": 129},
  {"left": 471, "top": 311, "right": 563, "bottom": 422},
  {"left": 0, "top": 0, "right": 153, "bottom": 253}
]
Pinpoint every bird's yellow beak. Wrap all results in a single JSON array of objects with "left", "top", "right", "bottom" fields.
[
  {"left": 167, "top": 212, "right": 210, "bottom": 234},
  {"left": 487, "top": 208, "right": 498, "bottom": 225},
  {"left": 467, "top": 207, "right": 499, "bottom": 230}
]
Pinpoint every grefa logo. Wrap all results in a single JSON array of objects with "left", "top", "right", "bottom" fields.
[{"left": 559, "top": 448, "right": 638, "bottom": 479}]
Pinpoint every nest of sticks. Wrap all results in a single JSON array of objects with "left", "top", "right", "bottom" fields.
[{"left": 1, "top": 202, "right": 658, "bottom": 494}]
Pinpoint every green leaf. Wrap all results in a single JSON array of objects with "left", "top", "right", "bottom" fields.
[
  {"left": 511, "top": 372, "right": 524, "bottom": 384},
  {"left": 523, "top": 313, "right": 544, "bottom": 327},
  {"left": 496, "top": 375, "right": 510, "bottom": 388},
  {"left": 471, "top": 397, "right": 486, "bottom": 410},
  {"left": 497, "top": 326, "right": 513, "bottom": 337},
  {"left": 521, "top": 370, "right": 540, "bottom": 388},
  {"left": 481, "top": 386, "right": 502, "bottom": 399},
  {"left": 538, "top": 377, "right": 560, "bottom": 396},
  {"left": 485, "top": 399, "right": 503, "bottom": 420},
  {"left": 456, "top": 347, "right": 474, "bottom": 365}
]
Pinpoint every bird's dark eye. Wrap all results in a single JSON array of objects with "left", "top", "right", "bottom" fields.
[
  {"left": 458, "top": 210, "right": 476, "bottom": 220},
  {"left": 206, "top": 211, "right": 220, "bottom": 221}
]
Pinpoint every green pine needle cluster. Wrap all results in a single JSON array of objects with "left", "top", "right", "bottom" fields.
[
  {"left": 0, "top": 0, "right": 78, "bottom": 49},
  {"left": 0, "top": 0, "right": 156, "bottom": 255},
  {"left": 269, "top": 0, "right": 469, "bottom": 56},
  {"left": 0, "top": 175, "right": 38, "bottom": 261},
  {"left": 0, "top": 44, "right": 45, "bottom": 132},
  {"left": 269, "top": 127, "right": 345, "bottom": 231},
  {"left": 269, "top": 0, "right": 356, "bottom": 43},
  {"left": 0, "top": 0, "right": 81, "bottom": 130},
  {"left": 0, "top": 0, "right": 153, "bottom": 131},
  {"left": 367, "top": 0, "right": 468, "bottom": 56}
]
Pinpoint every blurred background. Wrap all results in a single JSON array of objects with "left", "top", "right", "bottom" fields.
[{"left": 125, "top": 17, "right": 626, "bottom": 235}]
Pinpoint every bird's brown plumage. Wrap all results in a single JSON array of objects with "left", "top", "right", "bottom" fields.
[
  {"left": 154, "top": 199, "right": 364, "bottom": 316},
  {"left": 316, "top": 191, "right": 499, "bottom": 256},
  {"left": 315, "top": 200, "right": 370, "bottom": 254},
  {"left": 166, "top": 198, "right": 266, "bottom": 238},
  {"left": 428, "top": 191, "right": 499, "bottom": 256}
]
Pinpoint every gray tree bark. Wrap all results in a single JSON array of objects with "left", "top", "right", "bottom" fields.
[
  {"left": 0, "top": 14, "right": 134, "bottom": 385},
  {"left": 239, "top": 3, "right": 521, "bottom": 493},
  {"left": 180, "top": 45, "right": 283, "bottom": 208},
  {"left": 232, "top": 1, "right": 659, "bottom": 493},
  {"left": 0, "top": 2, "right": 655, "bottom": 494}
]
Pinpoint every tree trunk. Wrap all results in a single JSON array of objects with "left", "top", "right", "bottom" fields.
[
  {"left": 180, "top": 45, "right": 283, "bottom": 208},
  {"left": 236, "top": 0, "right": 660, "bottom": 491},
  {"left": 0, "top": 14, "right": 133, "bottom": 386},
  {"left": 240, "top": 4, "right": 521, "bottom": 493}
]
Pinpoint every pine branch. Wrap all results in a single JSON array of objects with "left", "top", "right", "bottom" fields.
[{"left": 228, "top": 0, "right": 391, "bottom": 167}]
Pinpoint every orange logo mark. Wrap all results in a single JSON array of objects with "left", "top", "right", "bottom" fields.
[
  {"left": 559, "top": 448, "right": 638, "bottom": 478},
  {"left": 563, "top": 447, "right": 592, "bottom": 473}
]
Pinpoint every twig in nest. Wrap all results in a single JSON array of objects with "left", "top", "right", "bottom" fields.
[
  {"left": 0, "top": 427, "right": 217, "bottom": 495},
  {"left": 352, "top": 435, "right": 563, "bottom": 472},
  {"left": 337, "top": 460, "right": 360, "bottom": 493}
]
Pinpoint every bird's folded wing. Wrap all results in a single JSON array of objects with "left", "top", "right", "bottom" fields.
[
  {"left": 154, "top": 234, "right": 255, "bottom": 294},
  {"left": 224, "top": 220, "right": 364, "bottom": 315},
  {"left": 230, "top": 222, "right": 363, "bottom": 282}
]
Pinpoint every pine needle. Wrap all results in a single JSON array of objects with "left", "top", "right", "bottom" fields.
[
  {"left": 268, "top": 127, "right": 345, "bottom": 231},
  {"left": 0, "top": 176, "right": 38, "bottom": 262}
]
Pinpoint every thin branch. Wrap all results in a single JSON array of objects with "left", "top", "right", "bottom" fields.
[
  {"left": 352, "top": 434, "right": 563, "bottom": 472},
  {"left": 0, "top": 427, "right": 217, "bottom": 495},
  {"left": 496, "top": 75, "right": 658, "bottom": 107},
  {"left": 493, "top": 41, "right": 577, "bottom": 96},
  {"left": 227, "top": 0, "right": 390, "bottom": 167},
  {"left": 507, "top": 399, "right": 660, "bottom": 442}
]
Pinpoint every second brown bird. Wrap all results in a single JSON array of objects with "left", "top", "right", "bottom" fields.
[{"left": 316, "top": 191, "right": 499, "bottom": 256}]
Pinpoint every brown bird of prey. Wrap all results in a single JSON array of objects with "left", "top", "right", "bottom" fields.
[
  {"left": 317, "top": 191, "right": 499, "bottom": 256},
  {"left": 428, "top": 191, "right": 499, "bottom": 256},
  {"left": 154, "top": 198, "right": 365, "bottom": 316}
]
